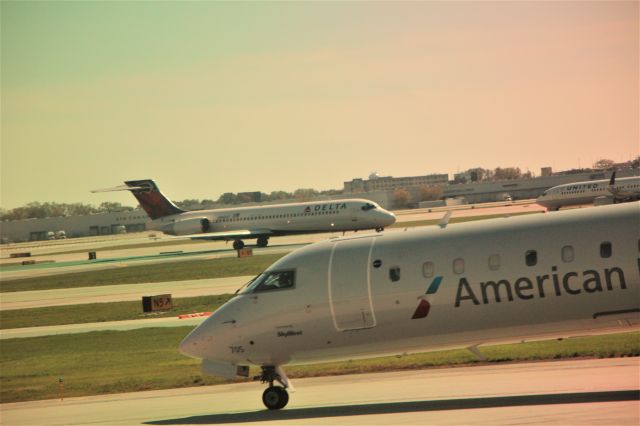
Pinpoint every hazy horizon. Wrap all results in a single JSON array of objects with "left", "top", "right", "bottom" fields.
[{"left": 2, "top": 1, "right": 638, "bottom": 209}]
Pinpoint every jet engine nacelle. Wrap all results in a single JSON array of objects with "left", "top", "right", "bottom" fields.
[
  {"left": 593, "top": 196, "right": 614, "bottom": 207},
  {"left": 164, "top": 217, "right": 211, "bottom": 236}
]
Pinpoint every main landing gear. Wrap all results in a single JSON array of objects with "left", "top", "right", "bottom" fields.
[
  {"left": 256, "top": 235, "right": 269, "bottom": 248},
  {"left": 256, "top": 366, "right": 292, "bottom": 410},
  {"left": 376, "top": 227, "right": 384, "bottom": 232},
  {"left": 232, "top": 236, "right": 269, "bottom": 251}
]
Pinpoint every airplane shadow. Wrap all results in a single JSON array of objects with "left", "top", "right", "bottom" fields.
[{"left": 145, "top": 390, "right": 638, "bottom": 425}]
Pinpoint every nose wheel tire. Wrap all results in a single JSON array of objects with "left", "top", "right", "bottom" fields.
[{"left": 262, "top": 386, "right": 289, "bottom": 410}]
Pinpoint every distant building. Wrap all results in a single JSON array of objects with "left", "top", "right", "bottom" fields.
[
  {"left": 541, "top": 167, "right": 553, "bottom": 177},
  {"left": 344, "top": 173, "right": 449, "bottom": 193}
]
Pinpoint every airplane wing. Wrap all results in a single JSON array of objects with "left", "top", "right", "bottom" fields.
[{"left": 187, "top": 229, "right": 273, "bottom": 241}]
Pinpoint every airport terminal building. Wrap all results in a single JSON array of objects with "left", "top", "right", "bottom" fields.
[{"left": 1, "top": 210, "right": 149, "bottom": 243}]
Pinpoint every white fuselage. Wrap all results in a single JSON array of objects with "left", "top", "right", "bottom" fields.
[
  {"left": 536, "top": 176, "right": 640, "bottom": 211},
  {"left": 180, "top": 202, "right": 640, "bottom": 374},
  {"left": 148, "top": 199, "right": 395, "bottom": 237}
]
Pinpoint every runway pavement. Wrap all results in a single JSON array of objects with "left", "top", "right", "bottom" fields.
[
  {"left": 2, "top": 357, "right": 637, "bottom": 425},
  {"left": 1, "top": 275, "right": 252, "bottom": 310},
  {"left": 0, "top": 244, "right": 298, "bottom": 281}
]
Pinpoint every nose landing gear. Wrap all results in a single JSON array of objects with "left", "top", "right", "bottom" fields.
[
  {"left": 262, "top": 385, "right": 288, "bottom": 410},
  {"left": 255, "top": 365, "right": 293, "bottom": 410}
]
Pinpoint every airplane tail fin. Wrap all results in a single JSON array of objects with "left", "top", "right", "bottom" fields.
[
  {"left": 607, "top": 170, "right": 620, "bottom": 197},
  {"left": 92, "top": 179, "right": 185, "bottom": 220}
]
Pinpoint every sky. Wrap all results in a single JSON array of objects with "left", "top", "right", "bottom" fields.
[{"left": 1, "top": 1, "right": 638, "bottom": 209}]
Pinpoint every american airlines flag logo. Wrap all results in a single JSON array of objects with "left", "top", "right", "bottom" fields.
[{"left": 411, "top": 276, "right": 443, "bottom": 319}]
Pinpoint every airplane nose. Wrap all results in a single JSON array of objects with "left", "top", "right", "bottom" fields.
[
  {"left": 384, "top": 211, "right": 396, "bottom": 226},
  {"left": 180, "top": 329, "right": 205, "bottom": 359}
]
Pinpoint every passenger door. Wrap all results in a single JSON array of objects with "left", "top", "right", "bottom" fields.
[{"left": 329, "top": 237, "right": 376, "bottom": 331}]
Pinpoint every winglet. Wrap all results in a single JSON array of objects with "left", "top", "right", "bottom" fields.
[
  {"left": 608, "top": 170, "right": 617, "bottom": 186},
  {"left": 438, "top": 211, "right": 452, "bottom": 229}
]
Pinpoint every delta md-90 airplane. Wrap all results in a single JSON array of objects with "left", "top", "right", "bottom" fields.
[
  {"left": 179, "top": 202, "right": 640, "bottom": 410},
  {"left": 93, "top": 180, "right": 396, "bottom": 249}
]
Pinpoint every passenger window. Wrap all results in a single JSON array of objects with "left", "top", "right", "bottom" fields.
[
  {"left": 422, "top": 261, "right": 434, "bottom": 278},
  {"left": 453, "top": 258, "right": 464, "bottom": 275},
  {"left": 600, "top": 242, "right": 612, "bottom": 258},
  {"left": 389, "top": 267, "right": 401, "bottom": 282},
  {"left": 561, "top": 245, "right": 574, "bottom": 263},
  {"left": 251, "top": 270, "right": 295, "bottom": 292},
  {"left": 488, "top": 254, "right": 500, "bottom": 271},
  {"left": 525, "top": 250, "right": 537, "bottom": 266}
]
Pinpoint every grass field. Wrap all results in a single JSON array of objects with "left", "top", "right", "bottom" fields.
[
  {"left": 0, "top": 295, "right": 235, "bottom": 330},
  {"left": 0, "top": 253, "right": 285, "bottom": 293},
  {"left": 1, "top": 329, "right": 637, "bottom": 403}
]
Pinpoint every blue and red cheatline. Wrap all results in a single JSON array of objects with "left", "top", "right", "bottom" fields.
[{"left": 411, "top": 276, "right": 443, "bottom": 320}]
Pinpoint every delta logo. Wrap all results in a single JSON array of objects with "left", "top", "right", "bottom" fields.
[
  {"left": 303, "top": 203, "right": 347, "bottom": 214},
  {"left": 411, "top": 276, "right": 443, "bottom": 319}
]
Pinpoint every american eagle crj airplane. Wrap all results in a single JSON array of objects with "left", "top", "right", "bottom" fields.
[
  {"left": 536, "top": 171, "right": 640, "bottom": 211},
  {"left": 180, "top": 202, "right": 640, "bottom": 410},
  {"left": 93, "top": 180, "right": 396, "bottom": 249}
]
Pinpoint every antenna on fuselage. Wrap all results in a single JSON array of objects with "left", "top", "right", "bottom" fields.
[{"left": 438, "top": 210, "right": 452, "bottom": 229}]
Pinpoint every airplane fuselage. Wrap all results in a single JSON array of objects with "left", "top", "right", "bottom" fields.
[
  {"left": 149, "top": 199, "right": 395, "bottom": 238},
  {"left": 181, "top": 203, "right": 640, "bottom": 371}
]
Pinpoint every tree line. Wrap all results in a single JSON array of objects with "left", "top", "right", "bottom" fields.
[{"left": 0, "top": 202, "right": 135, "bottom": 221}]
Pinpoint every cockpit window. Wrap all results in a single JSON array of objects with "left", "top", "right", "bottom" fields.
[
  {"left": 361, "top": 203, "right": 376, "bottom": 211},
  {"left": 235, "top": 274, "right": 260, "bottom": 294},
  {"left": 239, "top": 270, "right": 295, "bottom": 294}
]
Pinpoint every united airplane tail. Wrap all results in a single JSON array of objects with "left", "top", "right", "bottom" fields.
[{"left": 123, "top": 179, "right": 185, "bottom": 220}]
